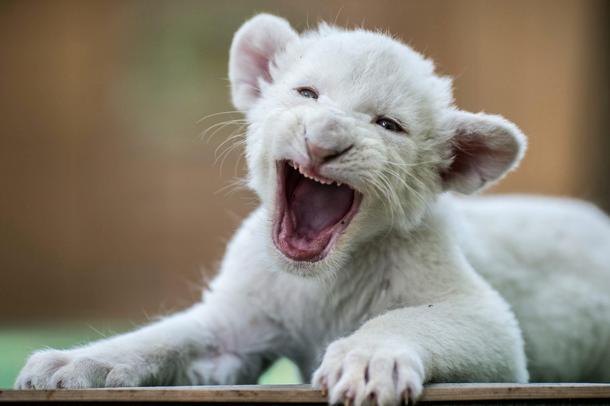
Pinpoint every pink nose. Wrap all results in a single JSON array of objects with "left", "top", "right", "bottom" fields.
[{"left": 306, "top": 140, "right": 353, "bottom": 166}]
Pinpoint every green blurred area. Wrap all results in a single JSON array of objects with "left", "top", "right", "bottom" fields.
[{"left": 0, "top": 325, "right": 301, "bottom": 388}]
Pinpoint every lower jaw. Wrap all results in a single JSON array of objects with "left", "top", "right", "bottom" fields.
[
  {"left": 273, "top": 224, "right": 334, "bottom": 263},
  {"left": 272, "top": 195, "right": 362, "bottom": 264}
]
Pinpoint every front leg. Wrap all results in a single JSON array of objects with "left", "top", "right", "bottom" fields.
[
  {"left": 15, "top": 298, "right": 275, "bottom": 389},
  {"left": 16, "top": 209, "right": 283, "bottom": 389},
  {"left": 313, "top": 292, "right": 528, "bottom": 405}
]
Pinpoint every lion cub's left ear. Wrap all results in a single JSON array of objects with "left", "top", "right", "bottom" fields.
[
  {"left": 229, "top": 14, "right": 298, "bottom": 112},
  {"left": 440, "top": 110, "right": 527, "bottom": 194}
]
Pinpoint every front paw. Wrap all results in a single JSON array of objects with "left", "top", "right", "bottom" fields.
[
  {"left": 15, "top": 349, "right": 144, "bottom": 389},
  {"left": 312, "top": 338, "right": 424, "bottom": 406}
]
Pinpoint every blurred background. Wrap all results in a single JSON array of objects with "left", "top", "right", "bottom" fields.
[{"left": 0, "top": 0, "right": 608, "bottom": 387}]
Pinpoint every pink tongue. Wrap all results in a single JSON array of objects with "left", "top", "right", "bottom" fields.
[{"left": 290, "top": 177, "right": 354, "bottom": 239}]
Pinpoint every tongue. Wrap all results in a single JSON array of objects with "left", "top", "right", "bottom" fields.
[{"left": 290, "top": 176, "right": 354, "bottom": 240}]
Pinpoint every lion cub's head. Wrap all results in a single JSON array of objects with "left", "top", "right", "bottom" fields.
[{"left": 228, "top": 14, "right": 526, "bottom": 276}]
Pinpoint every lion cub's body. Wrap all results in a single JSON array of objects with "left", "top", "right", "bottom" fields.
[
  {"left": 16, "top": 13, "right": 610, "bottom": 405},
  {"left": 459, "top": 195, "right": 610, "bottom": 382}
]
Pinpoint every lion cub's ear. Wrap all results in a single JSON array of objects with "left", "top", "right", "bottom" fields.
[
  {"left": 229, "top": 14, "right": 298, "bottom": 112},
  {"left": 440, "top": 110, "right": 527, "bottom": 194}
]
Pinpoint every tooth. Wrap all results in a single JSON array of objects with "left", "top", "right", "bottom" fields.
[{"left": 337, "top": 182, "right": 342, "bottom": 186}]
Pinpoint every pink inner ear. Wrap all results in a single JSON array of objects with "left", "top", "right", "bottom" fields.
[
  {"left": 441, "top": 131, "right": 517, "bottom": 189},
  {"left": 229, "top": 15, "right": 298, "bottom": 111},
  {"left": 234, "top": 39, "right": 275, "bottom": 99}
]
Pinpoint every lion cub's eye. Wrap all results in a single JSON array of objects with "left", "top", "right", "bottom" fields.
[
  {"left": 375, "top": 117, "right": 404, "bottom": 133},
  {"left": 296, "top": 87, "right": 318, "bottom": 100}
]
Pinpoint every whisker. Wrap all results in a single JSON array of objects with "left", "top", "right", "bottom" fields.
[
  {"left": 214, "top": 129, "right": 247, "bottom": 161},
  {"left": 384, "top": 167, "right": 428, "bottom": 206},
  {"left": 197, "top": 110, "right": 243, "bottom": 124},
  {"left": 218, "top": 139, "right": 247, "bottom": 174},
  {"left": 214, "top": 177, "right": 248, "bottom": 196},
  {"left": 384, "top": 159, "right": 444, "bottom": 168},
  {"left": 215, "top": 136, "right": 246, "bottom": 172},
  {"left": 200, "top": 119, "right": 248, "bottom": 143}
]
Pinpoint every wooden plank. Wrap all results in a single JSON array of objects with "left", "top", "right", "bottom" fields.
[
  {"left": 1, "top": 383, "right": 610, "bottom": 403},
  {"left": 421, "top": 383, "right": 610, "bottom": 401}
]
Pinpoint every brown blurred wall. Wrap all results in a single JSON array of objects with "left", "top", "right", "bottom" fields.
[{"left": 0, "top": 0, "right": 607, "bottom": 323}]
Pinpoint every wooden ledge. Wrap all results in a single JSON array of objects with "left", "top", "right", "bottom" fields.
[{"left": 2, "top": 383, "right": 610, "bottom": 404}]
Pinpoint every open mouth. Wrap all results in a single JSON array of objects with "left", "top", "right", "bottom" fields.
[{"left": 273, "top": 160, "right": 362, "bottom": 262}]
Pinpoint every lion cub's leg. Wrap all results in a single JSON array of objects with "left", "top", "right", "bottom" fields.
[{"left": 313, "top": 285, "right": 527, "bottom": 405}]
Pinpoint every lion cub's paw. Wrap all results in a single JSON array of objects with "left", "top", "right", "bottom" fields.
[
  {"left": 312, "top": 338, "right": 424, "bottom": 406},
  {"left": 14, "top": 349, "right": 143, "bottom": 389}
]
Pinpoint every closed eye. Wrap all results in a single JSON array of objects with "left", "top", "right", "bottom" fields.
[{"left": 375, "top": 117, "right": 405, "bottom": 133}]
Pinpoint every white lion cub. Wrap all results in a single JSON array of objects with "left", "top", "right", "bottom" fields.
[{"left": 16, "top": 14, "right": 610, "bottom": 406}]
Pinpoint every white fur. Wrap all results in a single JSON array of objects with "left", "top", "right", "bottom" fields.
[{"left": 16, "top": 14, "right": 610, "bottom": 405}]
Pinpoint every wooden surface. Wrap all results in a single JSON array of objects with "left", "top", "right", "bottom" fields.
[{"left": 2, "top": 383, "right": 610, "bottom": 403}]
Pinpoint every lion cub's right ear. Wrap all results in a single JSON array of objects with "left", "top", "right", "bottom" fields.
[{"left": 229, "top": 14, "right": 298, "bottom": 112}]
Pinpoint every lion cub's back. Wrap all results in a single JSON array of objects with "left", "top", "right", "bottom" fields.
[{"left": 453, "top": 194, "right": 610, "bottom": 381}]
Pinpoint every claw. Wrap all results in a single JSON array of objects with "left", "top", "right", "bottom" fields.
[
  {"left": 368, "top": 391, "right": 378, "bottom": 406},
  {"left": 406, "top": 385, "right": 416, "bottom": 405},
  {"left": 401, "top": 389, "right": 408, "bottom": 405},
  {"left": 320, "top": 380, "right": 328, "bottom": 397}
]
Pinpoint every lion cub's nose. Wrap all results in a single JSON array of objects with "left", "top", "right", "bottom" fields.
[{"left": 306, "top": 140, "right": 353, "bottom": 167}]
